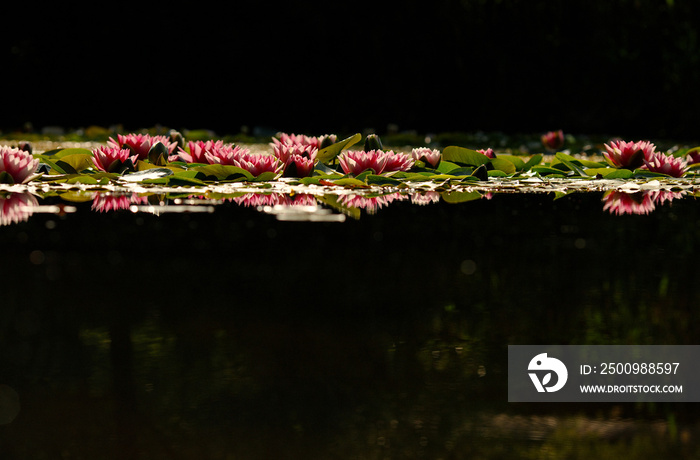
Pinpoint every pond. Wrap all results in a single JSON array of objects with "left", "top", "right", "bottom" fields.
[{"left": 1, "top": 135, "right": 700, "bottom": 459}]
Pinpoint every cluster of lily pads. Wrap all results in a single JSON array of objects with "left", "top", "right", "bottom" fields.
[{"left": 1, "top": 130, "right": 699, "bottom": 187}]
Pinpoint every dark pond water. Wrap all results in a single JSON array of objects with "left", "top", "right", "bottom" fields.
[{"left": 1, "top": 191, "right": 699, "bottom": 459}]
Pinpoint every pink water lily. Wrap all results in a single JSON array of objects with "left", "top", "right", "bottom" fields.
[
  {"left": 173, "top": 140, "right": 231, "bottom": 163},
  {"left": 91, "top": 146, "right": 138, "bottom": 172},
  {"left": 202, "top": 144, "right": 251, "bottom": 165},
  {"left": 476, "top": 148, "right": 496, "bottom": 159},
  {"left": 541, "top": 130, "right": 564, "bottom": 150},
  {"left": 0, "top": 146, "right": 40, "bottom": 184},
  {"left": 272, "top": 143, "right": 318, "bottom": 177},
  {"left": 108, "top": 133, "right": 177, "bottom": 161},
  {"left": 383, "top": 151, "right": 415, "bottom": 173},
  {"left": 644, "top": 152, "right": 688, "bottom": 177},
  {"left": 411, "top": 148, "right": 441, "bottom": 168},
  {"left": 603, "top": 140, "right": 656, "bottom": 170},
  {"left": 206, "top": 150, "right": 283, "bottom": 178},
  {"left": 272, "top": 133, "right": 321, "bottom": 149},
  {"left": 338, "top": 150, "right": 413, "bottom": 175},
  {"left": 338, "top": 150, "right": 389, "bottom": 175}
]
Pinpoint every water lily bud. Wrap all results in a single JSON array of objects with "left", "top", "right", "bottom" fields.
[
  {"left": 169, "top": 130, "right": 185, "bottom": 150},
  {"left": 541, "top": 130, "right": 564, "bottom": 151},
  {"left": 148, "top": 142, "right": 169, "bottom": 166},
  {"left": 17, "top": 141, "right": 32, "bottom": 155},
  {"left": 319, "top": 134, "right": 337, "bottom": 149},
  {"left": 364, "top": 134, "right": 383, "bottom": 152}
]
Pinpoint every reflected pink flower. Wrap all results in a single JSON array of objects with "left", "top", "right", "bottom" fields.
[
  {"left": 91, "top": 193, "right": 148, "bottom": 213},
  {"left": 0, "top": 146, "right": 39, "bottom": 184},
  {"left": 541, "top": 130, "right": 564, "bottom": 150},
  {"left": 173, "top": 140, "right": 230, "bottom": 163},
  {"left": 411, "top": 148, "right": 442, "bottom": 168},
  {"left": 602, "top": 191, "right": 655, "bottom": 215},
  {"left": 644, "top": 152, "right": 688, "bottom": 177},
  {"left": 476, "top": 148, "right": 496, "bottom": 159},
  {"left": 410, "top": 191, "right": 440, "bottom": 205},
  {"left": 603, "top": 140, "right": 656, "bottom": 170},
  {"left": 233, "top": 193, "right": 317, "bottom": 208},
  {"left": 338, "top": 192, "right": 408, "bottom": 214},
  {"left": 650, "top": 190, "right": 685, "bottom": 206},
  {"left": 272, "top": 143, "right": 318, "bottom": 178},
  {"left": 108, "top": 133, "right": 177, "bottom": 161},
  {"left": 91, "top": 146, "right": 138, "bottom": 172},
  {"left": 0, "top": 192, "right": 38, "bottom": 226}
]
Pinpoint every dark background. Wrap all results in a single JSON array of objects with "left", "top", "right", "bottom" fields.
[{"left": 3, "top": 0, "right": 699, "bottom": 139}]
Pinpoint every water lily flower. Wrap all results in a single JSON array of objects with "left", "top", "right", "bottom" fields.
[
  {"left": 91, "top": 146, "right": 138, "bottom": 172},
  {"left": 685, "top": 148, "right": 700, "bottom": 165},
  {"left": 602, "top": 191, "right": 655, "bottom": 215},
  {"left": 0, "top": 146, "right": 40, "bottom": 184},
  {"left": 235, "top": 153, "right": 284, "bottom": 177},
  {"left": 174, "top": 140, "right": 232, "bottom": 163},
  {"left": 202, "top": 144, "right": 251, "bottom": 165},
  {"left": 644, "top": 152, "right": 688, "bottom": 177},
  {"left": 272, "top": 143, "right": 318, "bottom": 177},
  {"left": 541, "top": 130, "right": 564, "bottom": 150},
  {"left": 476, "top": 148, "right": 496, "bottom": 159},
  {"left": 603, "top": 140, "right": 656, "bottom": 170},
  {"left": 273, "top": 133, "right": 321, "bottom": 149},
  {"left": 108, "top": 133, "right": 177, "bottom": 161},
  {"left": 338, "top": 150, "right": 390, "bottom": 175},
  {"left": 206, "top": 150, "right": 283, "bottom": 178},
  {"left": 382, "top": 151, "right": 415, "bottom": 173},
  {"left": 411, "top": 148, "right": 442, "bottom": 168},
  {"left": 0, "top": 192, "right": 38, "bottom": 226}
]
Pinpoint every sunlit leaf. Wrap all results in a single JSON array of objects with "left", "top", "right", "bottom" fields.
[
  {"left": 193, "top": 164, "right": 255, "bottom": 181},
  {"left": 442, "top": 146, "right": 490, "bottom": 167},
  {"left": 436, "top": 160, "right": 460, "bottom": 174},
  {"left": 330, "top": 177, "right": 368, "bottom": 187},
  {"left": 317, "top": 133, "right": 362, "bottom": 163},
  {"left": 490, "top": 158, "right": 516, "bottom": 175},
  {"left": 56, "top": 154, "right": 94, "bottom": 173},
  {"left": 523, "top": 154, "right": 543, "bottom": 170},
  {"left": 366, "top": 175, "right": 402, "bottom": 186},
  {"left": 555, "top": 152, "right": 587, "bottom": 176}
]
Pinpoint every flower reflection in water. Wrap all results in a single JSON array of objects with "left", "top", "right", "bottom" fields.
[
  {"left": 91, "top": 193, "right": 149, "bottom": 213},
  {"left": 338, "top": 193, "right": 409, "bottom": 214},
  {"left": 410, "top": 191, "right": 441, "bottom": 206},
  {"left": 0, "top": 192, "right": 38, "bottom": 226},
  {"left": 232, "top": 193, "right": 317, "bottom": 208},
  {"left": 602, "top": 190, "right": 685, "bottom": 215}
]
